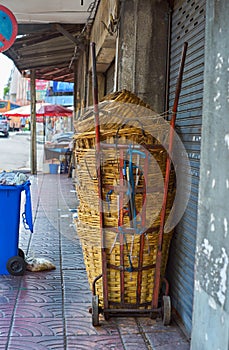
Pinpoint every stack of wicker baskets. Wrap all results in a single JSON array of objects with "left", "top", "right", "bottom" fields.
[{"left": 73, "top": 90, "right": 175, "bottom": 307}]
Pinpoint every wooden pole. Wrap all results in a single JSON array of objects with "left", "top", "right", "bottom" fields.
[
  {"left": 73, "top": 61, "right": 77, "bottom": 126},
  {"left": 30, "top": 69, "right": 37, "bottom": 175}
]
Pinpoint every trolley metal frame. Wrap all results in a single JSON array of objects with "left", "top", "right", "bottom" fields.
[{"left": 90, "top": 41, "right": 188, "bottom": 326}]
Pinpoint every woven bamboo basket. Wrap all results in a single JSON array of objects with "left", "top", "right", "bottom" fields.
[{"left": 73, "top": 90, "right": 176, "bottom": 308}]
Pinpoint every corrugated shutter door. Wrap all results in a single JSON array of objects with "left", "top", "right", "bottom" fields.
[
  {"left": 167, "top": 0, "right": 206, "bottom": 337},
  {"left": 105, "top": 61, "right": 115, "bottom": 94}
]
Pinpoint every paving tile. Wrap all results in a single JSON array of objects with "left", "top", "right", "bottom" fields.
[
  {"left": 114, "top": 317, "right": 140, "bottom": 335},
  {"left": 65, "top": 317, "right": 119, "bottom": 337},
  {"left": 62, "top": 276, "right": 90, "bottom": 291},
  {"left": 153, "top": 341, "right": 190, "bottom": 350},
  {"left": 62, "top": 270, "right": 87, "bottom": 281},
  {"left": 61, "top": 244, "right": 83, "bottom": 255},
  {"left": 29, "top": 232, "right": 60, "bottom": 243},
  {"left": 0, "top": 319, "right": 13, "bottom": 336},
  {"left": 138, "top": 317, "right": 172, "bottom": 332},
  {"left": 17, "top": 290, "right": 63, "bottom": 304},
  {"left": 67, "top": 335, "right": 124, "bottom": 349},
  {"left": 59, "top": 226, "right": 76, "bottom": 238},
  {"left": 11, "top": 318, "right": 64, "bottom": 337},
  {"left": 61, "top": 253, "right": 85, "bottom": 269},
  {"left": 59, "top": 212, "right": 72, "bottom": 222},
  {"left": 26, "top": 247, "right": 60, "bottom": 257},
  {"left": 28, "top": 243, "right": 60, "bottom": 254},
  {"left": 0, "top": 304, "right": 14, "bottom": 318},
  {"left": 64, "top": 290, "right": 92, "bottom": 303},
  {"left": 20, "top": 278, "right": 62, "bottom": 291},
  {"left": 62, "top": 239, "right": 81, "bottom": 249},
  {"left": 62, "top": 248, "right": 84, "bottom": 257},
  {"left": 0, "top": 275, "right": 21, "bottom": 291},
  {"left": 32, "top": 219, "right": 58, "bottom": 230},
  {"left": 0, "top": 338, "right": 8, "bottom": 349},
  {"left": 40, "top": 209, "right": 59, "bottom": 218},
  {"left": 144, "top": 327, "right": 190, "bottom": 349},
  {"left": 33, "top": 219, "right": 59, "bottom": 232},
  {"left": 120, "top": 333, "right": 148, "bottom": 350},
  {"left": 27, "top": 239, "right": 60, "bottom": 249},
  {"left": 8, "top": 336, "right": 65, "bottom": 350},
  {"left": 0, "top": 290, "right": 18, "bottom": 304},
  {"left": 138, "top": 317, "right": 189, "bottom": 347},
  {"left": 14, "top": 303, "right": 63, "bottom": 318},
  {"left": 64, "top": 302, "right": 91, "bottom": 318},
  {"left": 60, "top": 232, "right": 79, "bottom": 244},
  {"left": 32, "top": 220, "right": 59, "bottom": 231}
]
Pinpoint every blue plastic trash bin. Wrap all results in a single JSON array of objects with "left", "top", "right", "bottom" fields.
[
  {"left": 0, "top": 180, "right": 33, "bottom": 275},
  {"left": 49, "top": 163, "right": 59, "bottom": 174}
]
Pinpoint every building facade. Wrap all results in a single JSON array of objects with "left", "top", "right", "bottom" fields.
[{"left": 9, "top": 67, "right": 74, "bottom": 107}]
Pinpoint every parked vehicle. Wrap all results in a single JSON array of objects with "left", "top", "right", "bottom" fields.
[
  {"left": 0, "top": 100, "right": 20, "bottom": 131},
  {"left": 50, "top": 131, "right": 74, "bottom": 144},
  {"left": 8, "top": 116, "right": 21, "bottom": 131},
  {"left": 0, "top": 115, "right": 9, "bottom": 137}
]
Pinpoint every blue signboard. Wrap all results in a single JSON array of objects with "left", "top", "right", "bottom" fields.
[{"left": 52, "top": 81, "right": 74, "bottom": 93}]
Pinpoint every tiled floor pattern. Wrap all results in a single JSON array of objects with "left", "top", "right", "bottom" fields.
[{"left": 0, "top": 174, "right": 190, "bottom": 349}]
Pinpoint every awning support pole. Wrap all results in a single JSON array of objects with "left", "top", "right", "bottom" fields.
[{"left": 30, "top": 69, "right": 37, "bottom": 175}]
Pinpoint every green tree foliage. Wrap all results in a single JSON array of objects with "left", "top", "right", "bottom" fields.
[{"left": 3, "top": 86, "right": 9, "bottom": 98}]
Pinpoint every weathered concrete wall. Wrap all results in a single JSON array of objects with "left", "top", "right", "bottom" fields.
[
  {"left": 86, "top": 0, "right": 118, "bottom": 103},
  {"left": 191, "top": 1, "right": 229, "bottom": 349},
  {"left": 89, "top": 0, "right": 118, "bottom": 73},
  {"left": 118, "top": 0, "right": 169, "bottom": 112}
]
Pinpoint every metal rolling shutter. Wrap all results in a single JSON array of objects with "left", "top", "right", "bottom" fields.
[
  {"left": 105, "top": 61, "right": 115, "bottom": 94},
  {"left": 167, "top": 0, "right": 206, "bottom": 337}
]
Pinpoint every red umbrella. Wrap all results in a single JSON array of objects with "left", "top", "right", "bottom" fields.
[
  {"left": 4, "top": 103, "right": 73, "bottom": 123},
  {"left": 4, "top": 103, "right": 73, "bottom": 118},
  {"left": 3, "top": 103, "right": 48, "bottom": 117},
  {"left": 36, "top": 104, "right": 72, "bottom": 117}
]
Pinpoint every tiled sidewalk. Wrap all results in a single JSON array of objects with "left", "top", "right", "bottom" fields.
[{"left": 0, "top": 174, "right": 190, "bottom": 349}]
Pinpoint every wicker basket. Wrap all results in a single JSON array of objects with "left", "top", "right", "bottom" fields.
[
  {"left": 75, "top": 221, "right": 173, "bottom": 306},
  {"left": 73, "top": 90, "right": 175, "bottom": 308}
]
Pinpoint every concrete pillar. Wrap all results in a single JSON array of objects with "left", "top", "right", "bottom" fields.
[
  {"left": 191, "top": 1, "right": 229, "bottom": 349},
  {"left": 118, "top": 0, "right": 169, "bottom": 112}
]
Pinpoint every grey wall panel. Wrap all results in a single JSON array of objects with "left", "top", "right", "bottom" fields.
[{"left": 167, "top": 0, "right": 206, "bottom": 337}]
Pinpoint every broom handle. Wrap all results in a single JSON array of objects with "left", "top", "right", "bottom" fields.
[
  {"left": 171, "top": 41, "right": 188, "bottom": 130},
  {"left": 152, "top": 42, "right": 188, "bottom": 309}
]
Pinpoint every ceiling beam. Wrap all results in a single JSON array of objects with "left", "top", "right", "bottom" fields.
[{"left": 53, "top": 23, "right": 84, "bottom": 50}]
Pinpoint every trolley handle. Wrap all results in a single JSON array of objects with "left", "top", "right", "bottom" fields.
[{"left": 127, "top": 149, "right": 146, "bottom": 158}]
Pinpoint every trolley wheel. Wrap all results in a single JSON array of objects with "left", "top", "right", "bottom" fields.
[
  {"left": 92, "top": 295, "right": 100, "bottom": 326},
  {"left": 6, "top": 256, "right": 26, "bottom": 276},
  {"left": 18, "top": 248, "right": 25, "bottom": 259},
  {"left": 103, "top": 312, "right": 110, "bottom": 321},
  {"left": 162, "top": 295, "right": 171, "bottom": 326}
]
